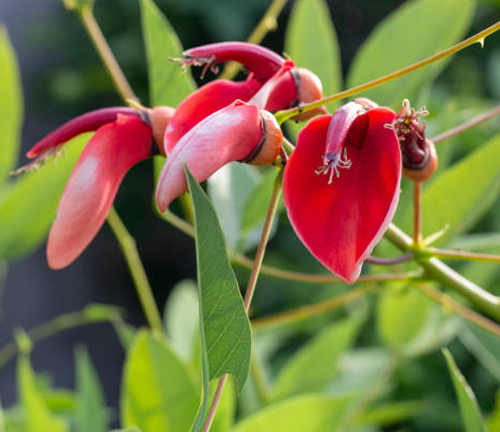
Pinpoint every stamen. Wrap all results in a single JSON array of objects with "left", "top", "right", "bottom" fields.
[{"left": 315, "top": 147, "right": 352, "bottom": 184}]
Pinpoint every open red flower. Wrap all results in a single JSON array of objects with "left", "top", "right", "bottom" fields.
[
  {"left": 164, "top": 42, "right": 324, "bottom": 154},
  {"left": 24, "top": 106, "right": 173, "bottom": 269},
  {"left": 283, "top": 100, "right": 402, "bottom": 283}
]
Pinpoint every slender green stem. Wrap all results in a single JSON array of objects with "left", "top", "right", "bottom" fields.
[
  {"left": 79, "top": 6, "right": 137, "bottom": 102},
  {"left": 432, "top": 104, "right": 500, "bottom": 144},
  {"left": 425, "top": 248, "right": 500, "bottom": 263},
  {"left": 275, "top": 20, "right": 500, "bottom": 124},
  {"left": 418, "top": 284, "right": 500, "bottom": 338},
  {"left": 0, "top": 309, "right": 122, "bottom": 371},
  {"left": 413, "top": 181, "right": 422, "bottom": 245},
  {"left": 201, "top": 173, "right": 283, "bottom": 432},
  {"left": 219, "top": 0, "right": 289, "bottom": 80},
  {"left": 385, "top": 224, "right": 500, "bottom": 321},
  {"left": 107, "top": 207, "right": 164, "bottom": 333}
]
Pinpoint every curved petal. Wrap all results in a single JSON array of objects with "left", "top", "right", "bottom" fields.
[
  {"left": 156, "top": 101, "right": 263, "bottom": 212},
  {"left": 27, "top": 107, "right": 141, "bottom": 159},
  {"left": 283, "top": 108, "right": 401, "bottom": 283},
  {"left": 164, "top": 79, "right": 261, "bottom": 154},
  {"left": 47, "top": 115, "right": 152, "bottom": 269},
  {"left": 184, "top": 42, "right": 284, "bottom": 80}
]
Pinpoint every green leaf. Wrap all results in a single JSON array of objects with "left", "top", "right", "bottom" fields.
[
  {"left": 273, "top": 316, "right": 362, "bottom": 400},
  {"left": 353, "top": 400, "right": 424, "bottom": 428},
  {"left": 0, "top": 134, "right": 88, "bottom": 260},
  {"left": 75, "top": 346, "right": 107, "bottom": 432},
  {"left": 228, "top": 395, "right": 352, "bottom": 432},
  {"left": 398, "top": 132, "right": 500, "bottom": 244},
  {"left": 487, "top": 388, "right": 500, "bottom": 431},
  {"left": 443, "top": 348, "right": 488, "bottom": 432},
  {"left": 109, "top": 428, "right": 142, "bottom": 432},
  {"left": 185, "top": 165, "right": 251, "bottom": 386},
  {"left": 347, "top": 0, "right": 474, "bottom": 107},
  {"left": 114, "top": 322, "right": 138, "bottom": 351},
  {"left": 17, "top": 354, "right": 68, "bottom": 432},
  {"left": 121, "top": 330, "right": 199, "bottom": 432},
  {"left": 0, "top": 26, "right": 23, "bottom": 186},
  {"left": 164, "top": 279, "right": 199, "bottom": 362},
  {"left": 285, "top": 0, "right": 341, "bottom": 101},
  {"left": 140, "top": 0, "right": 196, "bottom": 107}
]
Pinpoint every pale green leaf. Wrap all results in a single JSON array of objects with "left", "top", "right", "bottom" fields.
[
  {"left": 75, "top": 346, "right": 107, "bottom": 432},
  {"left": 347, "top": 0, "right": 474, "bottom": 107},
  {"left": 0, "top": 134, "right": 87, "bottom": 260},
  {"left": 0, "top": 26, "right": 23, "bottom": 186},
  {"left": 398, "top": 132, "right": 500, "bottom": 244},
  {"left": 17, "top": 355, "right": 68, "bottom": 432},
  {"left": 228, "top": 395, "right": 352, "bottom": 432},
  {"left": 121, "top": 330, "right": 199, "bottom": 432},
  {"left": 443, "top": 348, "right": 488, "bottom": 432},
  {"left": 140, "top": 0, "right": 196, "bottom": 107},
  {"left": 273, "top": 316, "right": 362, "bottom": 400}
]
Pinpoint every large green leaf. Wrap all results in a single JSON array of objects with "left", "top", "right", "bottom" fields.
[
  {"left": 121, "top": 330, "right": 199, "bottom": 432},
  {"left": 0, "top": 26, "right": 22, "bottom": 187},
  {"left": 347, "top": 0, "right": 474, "bottom": 107},
  {"left": 398, "top": 132, "right": 500, "bottom": 244},
  {"left": 443, "top": 349, "right": 488, "bottom": 432},
  {"left": 273, "top": 316, "right": 362, "bottom": 400},
  {"left": 140, "top": 0, "right": 196, "bottom": 107},
  {"left": 75, "top": 346, "right": 107, "bottom": 432},
  {"left": 185, "top": 165, "right": 251, "bottom": 431},
  {"left": 17, "top": 355, "right": 68, "bottom": 432},
  {"left": 228, "top": 395, "right": 352, "bottom": 432},
  {"left": 0, "top": 134, "right": 87, "bottom": 260}
]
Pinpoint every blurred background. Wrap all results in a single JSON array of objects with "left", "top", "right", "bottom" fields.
[{"left": 2, "top": 0, "right": 500, "bottom": 429}]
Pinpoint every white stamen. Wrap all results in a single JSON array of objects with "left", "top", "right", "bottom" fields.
[{"left": 315, "top": 147, "right": 352, "bottom": 184}]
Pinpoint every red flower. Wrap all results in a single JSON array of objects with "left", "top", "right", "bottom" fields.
[
  {"left": 282, "top": 100, "right": 402, "bottom": 283},
  {"left": 164, "top": 42, "right": 324, "bottom": 154},
  {"left": 24, "top": 106, "right": 174, "bottom": 269}
]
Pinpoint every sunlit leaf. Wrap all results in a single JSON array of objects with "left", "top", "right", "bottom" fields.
[
  {"left": 140, "top": 0, "right": 196, "bottom": 107},
  {"left": 121, "top": 330, "right": 199, "bottom": 432},
  {"left": 0, "top": 134, "right": 87, "bottom": 261},
  {"left": 273, "top": 316, "right": 363, "bottom": 400},
  {"left": 347, "top": 0, "right": 474, "bottom": 107},
  {"left": 75, "top": 346, "right": 107, "bottom": 432},
  {"left": 443, "top": 348, "right": 488, "bottom": 432},
  {"left": 17, "top": 354, "right": 68, "bottom": 432},
  {"left": 0, "top": 26, "right": 22, "bottom": 187}
]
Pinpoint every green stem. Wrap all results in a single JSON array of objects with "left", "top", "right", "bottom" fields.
[
  {"left": 250, "top": 348, "right": 272, "bottom": 405},
  {"left": 385, "top": 224, "right": 500, "bottom": 321},
  {"left": 426, "top": 248, "right": 500, "bottom": 263},
  {"left": 201, "top": 173, "right": 283, "bottom": 432},
  {"left": 107, "top": 207, "right": 164, "bottom": 333},
  {"left": 0, "top": 309, "right": 122, "bottom": 371},
  {"left": 275, "top": 19, "right": 500, "bottom": 124}
]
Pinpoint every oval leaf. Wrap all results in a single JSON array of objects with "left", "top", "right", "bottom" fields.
[{"left": 347, "top": 0, "right": 474, "bottom": 107}]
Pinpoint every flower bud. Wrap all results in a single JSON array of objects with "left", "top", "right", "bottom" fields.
[
  {"left": 402, "top": 138, "right": 438, "bottom": 182},
  {"left": 290, "top": 68, "right": 326, "bottom": 121},
  {"left": 243, "top": 110, "right": 283, "bottom": 166},
  {"left": 146, "top": 106, "right": 175, "bottom": 156}
]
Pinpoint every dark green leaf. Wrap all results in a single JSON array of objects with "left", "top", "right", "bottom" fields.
[
  {"left": 17, "top": 355, "right": 69, "bottom": 432},
  {"left": 140, "top": 0, "right": 196, "bottom": 107},
  {"left": 0, "top": 26, "right": 23, "bottom": 186},
  {"left": 347, "top": 0, "right": 474, "bottom": 107},
  {"left": 273, "top": 316, "right": 363, "bottom": 400},
  {"left": 75, "top": 346, "right": 107, "bottom": 432},
  {"left": 228, "top": 395, "right": 352, "bottom": 432},
  {"left": 121, "top": 330, "right": 199, "bottom": 432},
  {"left": 443, "top": 348, "right": 488, "bottom": 432},
  {"left": 0, "top": 134, "right": 87, "bottom": 261}
]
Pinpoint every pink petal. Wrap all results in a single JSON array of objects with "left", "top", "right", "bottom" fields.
[
  {"left": 47, "top": 115, "right": 152, "bottom": 269},
  {"left": 156, "top": 101, "right": 263, "bottom": 212},
  {"left": 164, "top": 79, "right": 261, "bottom": 154},
  {"left": 27, "top": 107, "right": 141, "bottom": 159},
  {"left": 184, "top": 42, "right": 284, "bottom": 80},
  {"left": 283, "top": 108, "right": 401, "bottom": 283}
]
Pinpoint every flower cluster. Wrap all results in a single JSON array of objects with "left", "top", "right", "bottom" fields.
[{"left": 23, "top": 42, "right": 410, "bottom": 283}]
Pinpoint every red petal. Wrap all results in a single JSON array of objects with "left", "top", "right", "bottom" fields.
[
  {"left": 47, "top": 115, "right": 152, "bottom": 269},
  {"left": 164, "top": 79, "right": 261, "bottom": 154},
  {"left": 283, "top": 108, "right": 401, "bottom": 283},
  {"left": 27, "top": 107, "right": 141, "bottom": 159},
  {"left": 156, "top": 101, "right": 263, "bottom": 212},
  {"left": 184, "top": 42, "right": 284, "bottom": 80}
]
